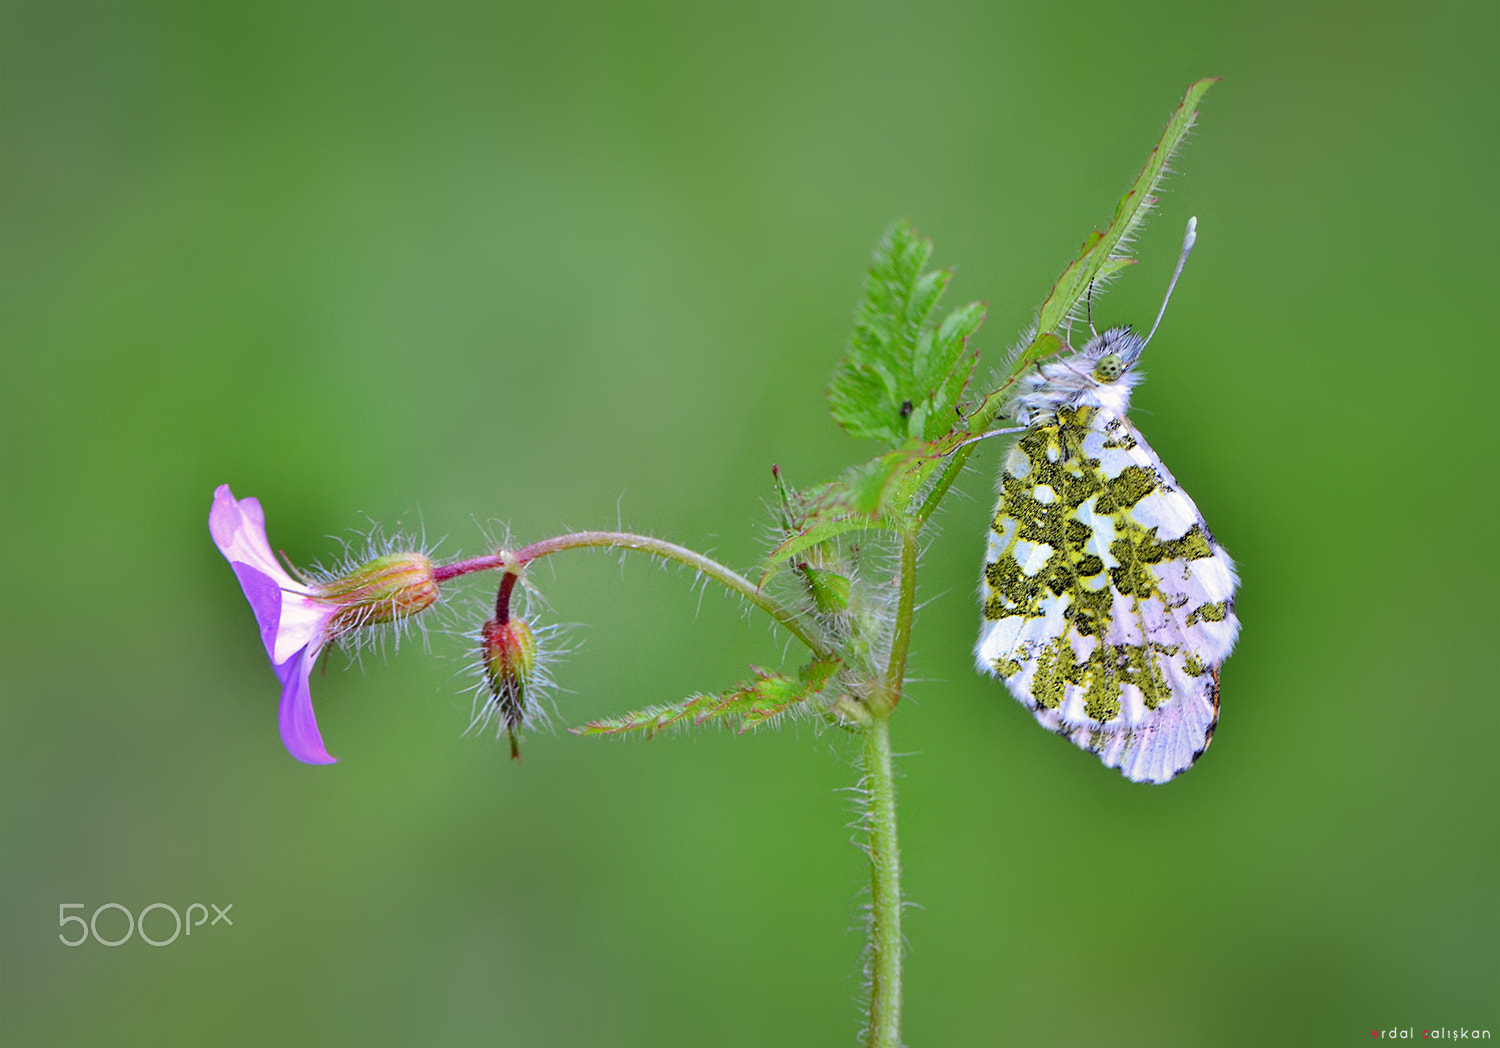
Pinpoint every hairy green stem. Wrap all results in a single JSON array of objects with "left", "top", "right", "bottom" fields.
[
  {"left": 916, "top": 442, "right": 973, "bottom": 526},
  {"left": 873, "top": 531, "right": 920, "bottom": 715},
  {"left": 863, "top": 713, "right": 902, "bottom": 1048},
  {"left": 861, "top": 524, "right": 919, "bottom": 1047}
]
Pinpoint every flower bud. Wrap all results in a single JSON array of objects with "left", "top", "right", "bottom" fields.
[
  {"left": 316, "top": 552, "right": 439, "bottom": 636},
  {"left": 798, "top": 564, "right": 850, "bottom": 614},
  {"left": 481, "top": 615, "right": 537, "bottom": 758}
]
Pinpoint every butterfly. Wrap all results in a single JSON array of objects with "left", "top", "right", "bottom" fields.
[{"left": 976, "top": 219, "right": 1240, "bottom": 783}]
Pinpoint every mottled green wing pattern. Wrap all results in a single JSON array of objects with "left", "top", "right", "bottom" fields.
[{"left": 977, "top": 405, "right": 1239, "bottom": 783}]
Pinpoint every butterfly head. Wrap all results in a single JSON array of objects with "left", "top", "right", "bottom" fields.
[
  {"left": 1013, "top": 327, "right": 1145, "bottom": 423},
  {"left": 1012, "top": 217, "right": 1199, "bottom": 427}
]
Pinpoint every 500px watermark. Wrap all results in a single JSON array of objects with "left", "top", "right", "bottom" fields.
[{"left": 58, "top": 902, "right": 233, "bottom": 947}]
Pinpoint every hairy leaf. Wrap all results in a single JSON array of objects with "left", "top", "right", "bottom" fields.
[
  {"left": 572, "top": 658, "right": 843, "bottom": 737},
  {"left": 827, "top": 222, "right": 985, "bottom": 445},
  {"left": 1031, "top": 79, "right": 1215, "bottom": 346}
]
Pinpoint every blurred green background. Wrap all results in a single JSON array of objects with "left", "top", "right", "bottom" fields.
[{"left": 2, "top": 3, "right": 1495, "bottom": 1046}]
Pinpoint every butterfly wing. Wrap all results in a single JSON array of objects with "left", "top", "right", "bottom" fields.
[{"left": 976, "top": 409, "right": 1239, "bottom": 783}]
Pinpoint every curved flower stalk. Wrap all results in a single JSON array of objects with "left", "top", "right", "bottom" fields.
[{"left": 209, "top": 485, "right": 438, "bottom": 764}]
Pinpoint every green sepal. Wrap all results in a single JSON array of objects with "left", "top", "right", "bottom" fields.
[
  {"left": 798, "top": 566, "right": 851, "bottom": 614},
  {"left": 762, "top": 515, "right": 876, "bottom": 581},
  {"left": 571, "top": 657, "right": 843, "bottom": 737},
  {"left": 827, "top": 221, "right": 985, "bottom": 446}
]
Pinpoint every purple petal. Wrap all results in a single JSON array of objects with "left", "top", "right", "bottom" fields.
[
  {"left": 229, "top": 561, "right": 284, "bottom": 663},
  {"left": 276, "top": 646, "right": 337, "bottom": 765},
  {"left": 209, "top": 485, "right": 296, "bottom": 587},
  {"left": 212, "top": 484, "right": 331, "bottom": 665}
]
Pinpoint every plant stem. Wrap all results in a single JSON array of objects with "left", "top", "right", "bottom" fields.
[
  {"left": 434, "top": 531, "right": 833, "bottom": 660},
  {"left": 916, "top": 385, "right": 1011, "bottom": 526},
  {"left": 862, "top": 526, "right": 918, "bottom": 1047},
  {"left": 863, "top": 712, "right": 902, "bottom": 1048},
  {"left": 872, "top": 531, "right": 920, "bottom": 716}
]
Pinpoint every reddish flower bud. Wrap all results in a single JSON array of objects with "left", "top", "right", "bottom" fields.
[{"left": 481, "top": 615, "right": 537, "bottom": 759}]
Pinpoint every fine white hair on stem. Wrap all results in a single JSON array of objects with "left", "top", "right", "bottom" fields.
[{"left": 842, "top": 739, "right": 910, "bottom": 1029}]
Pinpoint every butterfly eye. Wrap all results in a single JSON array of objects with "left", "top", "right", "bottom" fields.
[{"left": 1094, "top": 354, "right": 1125, "bottom": 382}]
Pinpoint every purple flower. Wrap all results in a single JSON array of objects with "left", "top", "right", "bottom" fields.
[
  {"left": 212, "top": 486, "right": 441, "bottom": 763},
  {"left": 210, "top": 485, "right": 342, "bottom": 764}
]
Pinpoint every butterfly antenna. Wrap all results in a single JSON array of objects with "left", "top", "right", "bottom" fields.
[
  {"left": 1142, "top": 217, "right": 1198, "bottom": 349},
  {"left": 1085, "top": 278, "right": 1098, "bottom": 338}
]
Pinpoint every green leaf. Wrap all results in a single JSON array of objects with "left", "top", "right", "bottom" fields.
[
  {"left": 572, "top": 658, "right": 843, "bottom": 737},
  {"left": 1006, "top": 330, "right": 1069, "bottom": 384},
  {"left": 1031, "top": 79, "right": 1214, "bottom": 345},
  {"left": 827, "top": 222, "right": 985, "bottom": 445},
  {"left": 918, "top": 300, "right": 985, "bottom": 440}
]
